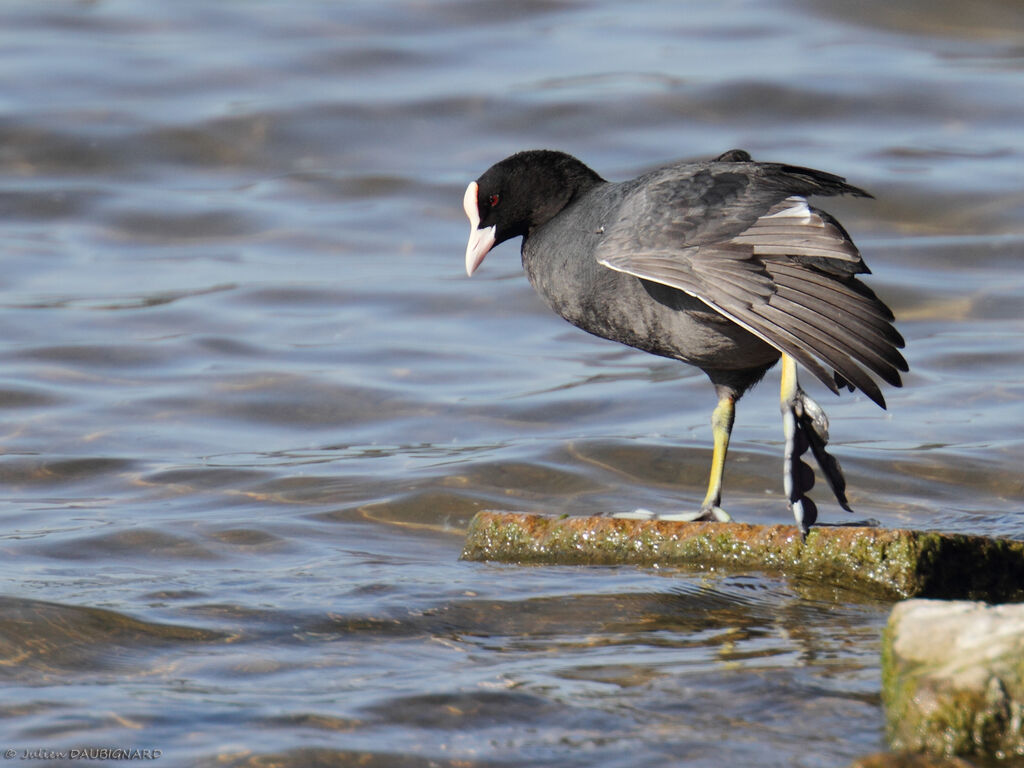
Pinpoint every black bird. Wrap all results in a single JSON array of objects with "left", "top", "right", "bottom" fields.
[{"left": 463, "top": 149, "right": 906, "bottom": 535}]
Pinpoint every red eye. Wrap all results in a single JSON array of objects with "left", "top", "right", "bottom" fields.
[{"left": 488, "top": 194, "right": 500, "bottom": 208}]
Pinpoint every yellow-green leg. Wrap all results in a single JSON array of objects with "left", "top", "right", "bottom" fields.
[
  {"left": 780, "top": 352, "right": 799, "bottom": 406},
  {"left": 698, "top": 394, "right": 735, "bottom": 522},
  {"left": 613, "top": 393, "right": 736, "bottom": 523}
]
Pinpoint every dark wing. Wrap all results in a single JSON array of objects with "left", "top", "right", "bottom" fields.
[{"left": 594, "top": 162, "right": 907, "bottom": 407}]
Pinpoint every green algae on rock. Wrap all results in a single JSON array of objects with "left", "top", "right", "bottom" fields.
[
  {"left": 461, "top": 511, "right": 1024, "bottom": 601},
  {"left": 849, "top": 752, "right": 977, "bottom": 768},
  {"left": 882, "top": 600, "right": 1024, "bottom": 759}
]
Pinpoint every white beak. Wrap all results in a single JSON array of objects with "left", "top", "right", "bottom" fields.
[{"left": 464, "top": 181, "right": 496, "bottom": 276}]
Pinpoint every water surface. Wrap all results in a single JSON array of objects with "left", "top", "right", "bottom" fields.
[{"left": 2, "top": 1, "right": 1023, "bottom": 765}]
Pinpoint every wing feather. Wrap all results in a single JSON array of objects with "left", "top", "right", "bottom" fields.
[
  {"left": 765, "top": 294, "right": 904, "bottom": 386},
  {"left": 593, "top": 161, "right": 902, "bottom": 405},
  {"left": 750, "top": 304, "right": 886, "bottom": 406},
  {"left": 731, "top": 197, "right": 863, "bottom": 261},
  {"left": 772, "top": 281, "right": 906, "bottom": 350}
]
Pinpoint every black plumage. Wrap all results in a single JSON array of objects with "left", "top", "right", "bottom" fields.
[{"left": 463, "top": 149, "right": 906, "bottom": 532}]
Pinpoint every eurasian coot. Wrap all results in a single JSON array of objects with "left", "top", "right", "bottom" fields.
[{"left": 463, "top": 149, "right": 906, "bottom": 535}]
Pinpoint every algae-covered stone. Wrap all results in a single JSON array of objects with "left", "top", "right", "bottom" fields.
[
  {"left": 849, "top": 752, "right": 976, "bottom": 768},
  {"left": 882, "top": 600, "right": 1024, "bottom": 759},
  {"left": 461, "top": 511, "right": 1024, "bottom": 602}
]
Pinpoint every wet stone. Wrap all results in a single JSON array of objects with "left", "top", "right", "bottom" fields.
[
  {"left": 849, "top": 752, "right": 978, "bottom": 768},
  {"left": 461, "top": 511, "right": 1024, "bottom": 602},
  {"left": 882, "top": 600, "right": 1024, "bottom": 760}
]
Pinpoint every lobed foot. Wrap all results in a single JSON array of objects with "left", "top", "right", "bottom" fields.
[
  {"left": 814, "top": 517, "right": 881, "bottom": 529},
  {"left": 783, "top": 385, "right": 852, "bottom": 538},
  {"left": 613, "top": 506, "right": 733, "bottom": 523}
]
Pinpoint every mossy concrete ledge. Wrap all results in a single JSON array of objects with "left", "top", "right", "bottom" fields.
[
  {"left": 882, "top": 600, "right": 1024, "bottom": 759},
  {"left": 461, "top": 511, "right": 1024, "bottom": 601},
  {"left": 849, "top": 752, "right": 976, "bottom": 768}
]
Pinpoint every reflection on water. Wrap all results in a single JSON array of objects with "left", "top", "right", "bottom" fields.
[{"left": 1, "top": 0, "right": 1023, "bottom": 765}]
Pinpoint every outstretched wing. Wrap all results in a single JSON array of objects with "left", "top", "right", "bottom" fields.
[{"left": 594, "top": 161, "right": 906, "bottom": 407}]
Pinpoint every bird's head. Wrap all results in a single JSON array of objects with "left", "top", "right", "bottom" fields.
[{"left": 463, "top": 150, "right": 603, "bottom": 276}]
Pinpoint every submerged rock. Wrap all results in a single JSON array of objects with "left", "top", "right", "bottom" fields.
[
  {"left": 461, "top": 511, "right": 1024, "bottom": 601},
  {"left": 849, "top": 752, "right": 977, "bottom": 768},
  {"left": 882, "top": 600, "right": 1024, "bottom": 759}
]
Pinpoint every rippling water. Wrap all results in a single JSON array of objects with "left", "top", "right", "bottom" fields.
[{"left": 2, "top": 1, "right": 1023, "bottom": 766}]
